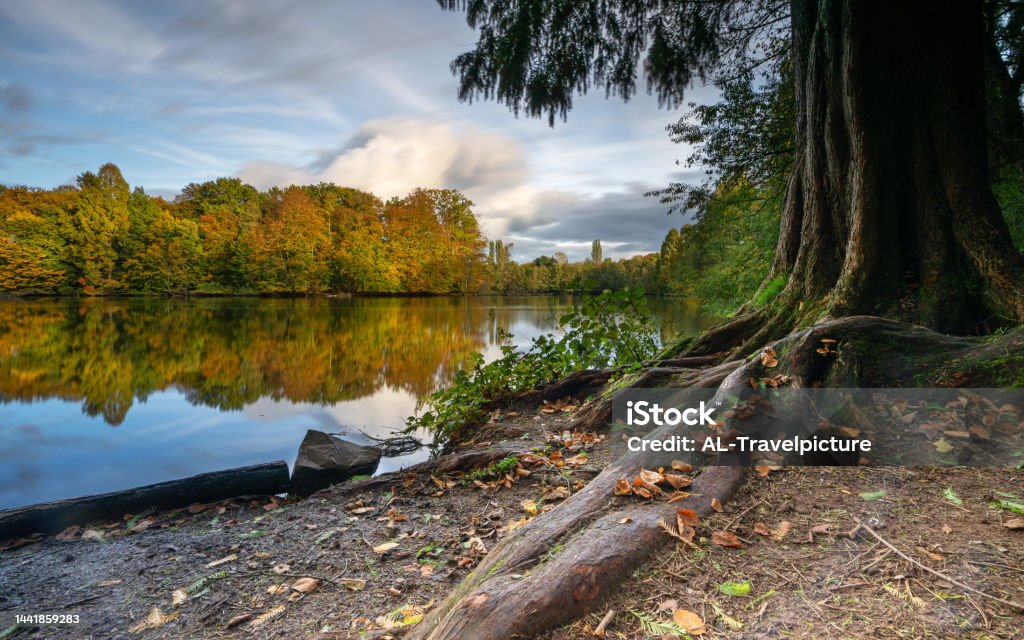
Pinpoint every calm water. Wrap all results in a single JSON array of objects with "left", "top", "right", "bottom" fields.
[{"left": 0, "top": 296, "right": 711, "bottom": 509}]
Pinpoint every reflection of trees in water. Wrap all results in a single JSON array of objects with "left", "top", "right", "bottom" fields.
[
  {"left": 0, "top": 297, "right": 710, "bottom": 426},
  {"left": 0, "top": 298, "right": 496, "bottom": 425}
]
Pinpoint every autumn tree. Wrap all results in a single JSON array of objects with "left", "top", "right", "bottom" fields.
[{"left": 63, "top": 163, "right": 130, "bottom": 293}]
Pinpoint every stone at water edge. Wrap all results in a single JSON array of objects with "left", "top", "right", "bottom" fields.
[{"left": 290, "top": 430, "right": 382, "bottom": 497}]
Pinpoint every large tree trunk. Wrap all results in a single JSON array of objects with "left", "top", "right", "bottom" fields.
[{"left": 701, "top": 0, "right": 1024, "bottom": 358}]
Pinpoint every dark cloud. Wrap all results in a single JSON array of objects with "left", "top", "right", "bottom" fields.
[{"left": 0, "top": 82, "right": 32, "bottom": 113}]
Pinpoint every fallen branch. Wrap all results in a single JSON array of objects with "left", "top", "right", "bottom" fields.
[
  {"left": 593, "top": 609, "right": 615, "bottom": 636},
  {"left": 852, "top": 520, "right": 1024, "bottom": 612}
]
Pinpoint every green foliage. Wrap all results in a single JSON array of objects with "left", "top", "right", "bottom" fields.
[
  {"left": 656, "top": 180, "right": 780, "bottom": 315},
  {"left": 406, "top": 289, "right": 659, "bottom": 449},
  {"left": 993, "top": 171, "right": 1024, "bottom": 252},
  {"left": 754, "top": 275, "right": 786, "bottom": 307},
  {"left": 719, "top": 580, "right": 752, "bottom": 597},
  {"left": 464, "top": 455, "right": 519, "bottom": 482}
]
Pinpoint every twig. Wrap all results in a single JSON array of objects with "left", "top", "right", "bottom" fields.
[
  {"left": 593, "top": 609, "right": 615, "bottom": 637},
  {"left": 853, "top": 520, "right": 1024, "bottom": 612}
]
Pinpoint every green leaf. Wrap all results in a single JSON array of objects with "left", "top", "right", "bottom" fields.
[
  {"left": 990, "top": 499, "right": 1024, "bottom": 514},
  {"left": 859, "top": 490, "right": 887, "bottom": 501},
  {"left": 719, "top": 580, "right": 752, "bottom": 596},
  {"left": 943, "top": 488, "right": 962, "bottom": 506}
]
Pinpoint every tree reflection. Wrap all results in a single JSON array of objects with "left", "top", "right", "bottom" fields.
[{"left": 0, "top": 298, "right": 495, "bottom": 425}]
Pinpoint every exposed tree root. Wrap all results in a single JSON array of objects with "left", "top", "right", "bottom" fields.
[{"left": 406, "top": 316, "right": 1024, "bottom": 639}]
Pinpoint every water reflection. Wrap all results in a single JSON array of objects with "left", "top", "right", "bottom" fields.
[{"left": 0, "top": 296, "right": 710, "bottom": 508}]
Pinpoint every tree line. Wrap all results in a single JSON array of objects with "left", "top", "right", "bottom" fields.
[
  {"left": 0, "top": 164, "right": 668, "bottom": 296},
  {"left": 0, "top": 165, "right": 493, "bottom": 295}
]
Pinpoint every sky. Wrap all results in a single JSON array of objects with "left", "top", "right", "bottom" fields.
[{"left": 0, "top": 0, "right": 716, "bottom": 261}]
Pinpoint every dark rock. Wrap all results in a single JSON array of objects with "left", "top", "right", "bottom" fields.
[{"left": 291, "top": 430, "right": 381, "bottom": 497}]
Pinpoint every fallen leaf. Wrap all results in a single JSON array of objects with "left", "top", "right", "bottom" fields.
[
  {"left": 387, "top": 587, "right": 402, "bottom": 596},
  {"left": 719, "top": 580, "right": 751, "bottom": 596},
  {"left": 673, "top": 609, "right": 706, "bottom": 635},
  {"left": 55, "top": 525, "right": 81, "bottom": 541},
  {"left": 205, "top": 553, "right": 238, "bottom": 568},
  {"left": 754, "top": 465, "right": 781, "bottom": 477},
  {"left": 663, "top": 474, "right": 692, "bottom": 490},
  {"left": 373, "top": 542, "right": 400, "bottom": 554},
  {"left": 760, "top": 347, "right": 779, "bottom": 368},
  {"left": 267, "top": 584, "right": 288, "bottom": 596},
  {"left": 671, "top": 460, "right": 694, "bottom": 472},
  {"left": 859, "top": 490, "right": 887, "bottom": 501},
  {"left": 81, "top": 528, "right": 104, "bottom": 541},
  {"left": 633, "top": 486, "right": 653, "bottom": 499},
  {"left": 225, "top": 613, "right": 252, "bottom": 629},
  {"left": 712, "top": 531, "right": 743, "bottom": 548},
  {"left": 676, "top": 509, "right": 701, "bottom": 527},
  {"left": 836, "top": 427, "right": 861, "bottom": 438},
  {"left": 618, "top": 517, "right": 633, "bottom": 525},
  {"left": 613, "top": 478, "right": 633, "bottom": 496},
  {"left": 1004, "top": 517, "right": 1024, "bottom": 530},
  {"left": 171, "top": 589, "right": 188, "bottom": 606},
  {"left": 521, "top": 500, "right": 539, "bottom": 516},
  {"left": 291, "top": 577, "right": 320, "bottom": 593},
  {"left": 932, "top": 438, "right": 954, "bottom": 453},
  {"left": 810, "top": 523, "right": 831, "bottom": 536},
  {"left": 753, "top": 522, "right": 772, "bottom": 536},
  {"left": 639, "top": 468, "right": 664, "bottom": 485},
  {"left": 338, "top": 577, "right": 367, "bottom": 590},
  {"left": 711, "top": 498, "right": 724, "bottom": 513}
]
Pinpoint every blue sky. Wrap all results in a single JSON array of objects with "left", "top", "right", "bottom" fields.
[{"left": 0, "top": 0, "right": 715, "bottom": 260}]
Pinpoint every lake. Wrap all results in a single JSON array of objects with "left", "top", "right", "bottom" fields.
[{"left": 0, "top": 296, "right": 712, "bottom": 509}]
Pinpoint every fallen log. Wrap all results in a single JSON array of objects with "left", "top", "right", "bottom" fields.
[{"left": 0, "top": 461, "right": 290, "bottom": 540}]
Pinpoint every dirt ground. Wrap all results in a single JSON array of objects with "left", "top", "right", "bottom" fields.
[{"left": 2, "top": 396, "right": 1023, "bottom": 640}]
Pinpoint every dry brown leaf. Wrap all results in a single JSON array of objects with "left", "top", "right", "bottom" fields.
[
  {"left": 760, "top": 347, "right": 779, "bottom": 368},
  {"left": 836, "top": 427, "right": 861, "bottom": 438},
  {"left": 673, "top": 609, "right": 706, "bottom": 636},
  {"left": 81, "top": 528, "right": 104, "bottom": 541},
  {"left": 712, "top": 531, "right": 743, "bottom": 548},
  {"left": 171, "top": 589, "right": 188, "bottom": 606},
  {"left": 340, "top": 578, "right": 367, "bottom": 591},
  {"left": 639, "top": 468, "right": 665, "bottom": 485},
  {"left": 225, "top": 613, "right": 252, "bottom": 629},
  {"left": 753, "top": 522, "right": 772, "bottom": 536},
  {"left": 373, "top": 542, "right": 400, "bottom": 554},
  {"left": 55, "top": 525, "right": 81, "bottom": 541},
  {"left": 663, "top": 474, "right": 692, "bottom": 490},
  {"left": 1004, "top": 517, "right": 1024, "bottom": 530},
  {"left": 618, "top": 517, "right": 633, "bottom": 525},
  {"left": 810, "top": 523, "right": 831, "bottom": 535},
  {"left": 634, "top": 486, "right": 653, "bottom": 499},
  {"left": 671, "top": 460, "right": 694, "bottom": 472},
  {"left": 267, "top": 584, "right": 288, "bottom": 596},
  {"left": 633, "top": 477, "right": 663, "bottom": 496},
  {"left": 291, "top": 577, "right": 320, "bottom": 593},
  {"left": 754, "top": 465, "right": 781, "bottom": 477},
  {"left": 676, "top": 509, "right": 701, "bottom": 527},
  {"left": 711, "top": 498, "right": 724, "bottom": 513},
  {"left": 613, "top": 478, "right": 633, "bottom": 496}
]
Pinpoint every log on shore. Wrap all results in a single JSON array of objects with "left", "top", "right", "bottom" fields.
[{"left": 0, "top": 461, "right": 290, "bottom": 540}]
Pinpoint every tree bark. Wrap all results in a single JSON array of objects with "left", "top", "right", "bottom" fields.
[{"left": 758, "top": 0, "right": 1024, "bottom": 335}]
